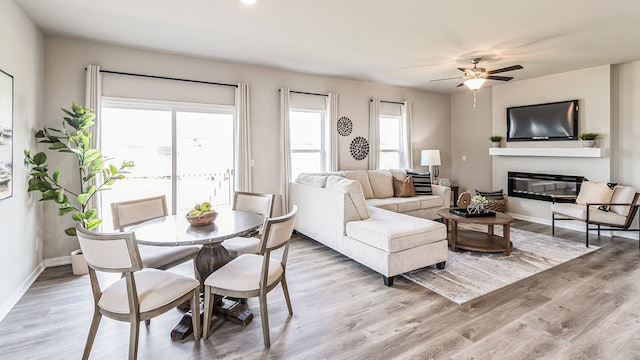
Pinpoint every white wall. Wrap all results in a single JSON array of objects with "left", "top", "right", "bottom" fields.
[
  {"left": 490, "top": 66, "right": 612, "bottom": 222},
  {"left": 450, "top": 88, "right": 493, "bottom": 195},
  {"left": 0, "top": 1, "right": 45, "bottom": 320},
  {"left": 41, "top": 36, "right": 450, "bottom": 261}
]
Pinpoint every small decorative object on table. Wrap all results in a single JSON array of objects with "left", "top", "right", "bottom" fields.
[
  {"left": 468, "top": 195, "right": 488, "bottom": 214},
  {"left": 489, "top": 135, "right": 503, "bottom": 148},
  {"left": 185, "top": 201, "right": 218, "bottom": 226},
  {"left": 439, "top": 178, "right": 451, "bottom": 187}
]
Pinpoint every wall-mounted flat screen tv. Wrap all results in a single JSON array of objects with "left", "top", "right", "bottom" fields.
[{"left": 506, "top": 99, "right": 579, "bottom": 141}]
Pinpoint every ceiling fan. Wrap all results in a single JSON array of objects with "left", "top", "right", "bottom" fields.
[{"left": 431, "top": 57, "right": 523, "bottom": 90}]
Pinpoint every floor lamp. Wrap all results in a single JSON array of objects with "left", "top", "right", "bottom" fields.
[{"left": 421, "top": 149, "right": 441, "bottom": 185}]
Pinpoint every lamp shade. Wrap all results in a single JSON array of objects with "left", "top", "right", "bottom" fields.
[
  {"left": 464, "top": 78, "right": 486, "bottom": 90},
  {"left": 420, "top": 150, "right": 441, "bottom": 166}
]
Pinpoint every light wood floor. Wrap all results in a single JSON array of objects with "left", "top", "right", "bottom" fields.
[{"left": 1, "top": 220, "right": 639, "bottom": 360}]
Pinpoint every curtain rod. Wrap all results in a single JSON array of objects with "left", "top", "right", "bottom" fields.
[
  {"left": 92, "top": 68, "right": 238, "bottom": 88},
  {"left": 372, "top": 99, "right": 404, "bottom": 105},
  {"left": 279, "top": 89, "right": 328, "bottom": 97}
]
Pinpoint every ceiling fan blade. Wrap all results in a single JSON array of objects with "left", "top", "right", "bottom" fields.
[
  {"left": 486, "top": 75, "right": 514, "bottom": 81},
  {"left": 457, "top": 68, "right": 469, "bottom": 73},
  {"left": 487, "top": 65, "right": 523, "bottom": 74},
  {"left": 430, "top": 76, "right": 463, "bottom": 82},
  {"left": 456, "top": 83, "right": 465, "bottom": 87}
]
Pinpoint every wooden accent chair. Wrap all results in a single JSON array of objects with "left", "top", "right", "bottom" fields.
[
  {"left": 203, "top": 206, "right": 297, "bottom": 348},
  {"left": 551, "top": 184, "right": 640, "bottom": 248},
  {"left": 111, "top": 195, "right": 201, "bottom": 271},
  {"left": 221, "top": 191, "right": 275, "bottom": 257},
  {"left": 76, "top": 225, "right": 201, "bottom": 360}
]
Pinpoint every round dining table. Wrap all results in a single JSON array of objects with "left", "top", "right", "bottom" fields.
[{"left": 133, "top": 210, "right": 264, "bottom": 340}]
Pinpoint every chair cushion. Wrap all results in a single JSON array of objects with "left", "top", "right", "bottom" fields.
[
  {"left": 326, "top": 176, "right": 370, "bottom": 219},
  {"left": 576, "top": 180, "right": 615, "bottom": 205},
  {"left": 139, "top": 245, "right": 200, "bottom": 269},
  {"left": 99, "top": 268, "right": 199, "bottom": 314},
  {"left": 222, "top": 236, "right": 260, "bottom": 257},
  {"left": 610, "top": 185, "right": 637, "bottom": 216},
  {"left": 551, "top": 203, "right": 628, "bottom": 226},
  {"left": 204, "top": 254, "right": 283, "bottom": 292}
]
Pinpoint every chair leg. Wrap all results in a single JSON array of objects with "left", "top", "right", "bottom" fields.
[
  {"left": 82, "top": 309, "right": 102, "bottom": 360},
  {"left": 552, "top": 214, "right": 556, "bottom": 235},
  {"left": 259, "top": 289, "right": 270, "bottom": 348},
  {"left": 191, "top": 288, "right": 201, "bottom": 341},
  {"left": 586, "top": 222, "right": 590, "bottom": 248},
  {"left": 129, "top": 317, "right": 140, "bottom": 360},
  {"left": 280, "top": 275, "right": 293, "bottom": 315},
  {"left": 203, "top": 286, "right": 214, "bottom": 340}
]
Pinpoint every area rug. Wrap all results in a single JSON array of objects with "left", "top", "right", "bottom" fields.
[{"left": 402, "top": 224, "right": 600, "bottom": 305}]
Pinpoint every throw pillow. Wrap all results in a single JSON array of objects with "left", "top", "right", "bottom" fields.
[
  {"left": 406, "top": 170, "right": 432, "bottom": 195},
  {"left": 575, "top": 180, "right": 615, "bottom": 207},
  {"left": 325, "top": 176, "right": 370, "bottom": 220},
  {"left": 476, "top": 189, "right": 504, "bottom": 200},
  {"left": 393, "top": 176, "right": 417, "bottom": 197}
]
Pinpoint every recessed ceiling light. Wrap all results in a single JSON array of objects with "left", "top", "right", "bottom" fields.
[{"left": 241, "top": 0, "right": 257, "bottom": 4}]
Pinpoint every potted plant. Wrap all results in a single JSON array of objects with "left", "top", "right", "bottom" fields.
[
  {"left": 24, "top": 101, "right": 134, "bottom": 275},
  {"left": 578, "top": 132, "right": 599, "bottom": 147},
  {"left": 489, "top": 135, "right": 503, "bottom": 148}
]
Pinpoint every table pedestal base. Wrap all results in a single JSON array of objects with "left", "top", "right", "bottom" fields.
[{"left": 171, "top": 298, "right": 254, "bottom": 340}]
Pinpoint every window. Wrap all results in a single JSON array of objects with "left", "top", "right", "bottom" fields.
[
  {"left": 289, "top": 109, "right": 327, "bottom": 179},
  {"left": 379, "top": 115, "right": 402, "bottom": 169},
  {"left": 99, "top": 99, "right": 235, "bottom": 230}
]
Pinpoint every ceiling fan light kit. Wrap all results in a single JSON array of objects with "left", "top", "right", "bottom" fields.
[{"left": 431, "top": 57, "right": 523, "bottom": 107}]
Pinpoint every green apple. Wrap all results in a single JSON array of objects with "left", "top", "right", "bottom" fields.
[{"left": 201, "top": 202, "right": 211, "bottom": 212}]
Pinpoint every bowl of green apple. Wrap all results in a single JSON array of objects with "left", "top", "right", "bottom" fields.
[{"left": 185, "top": 201, "right": 218, "bottom": 226}]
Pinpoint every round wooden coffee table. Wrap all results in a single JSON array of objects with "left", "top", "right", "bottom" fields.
[{"left": 437, "top": 208, "right": 514, "bottom": 256}]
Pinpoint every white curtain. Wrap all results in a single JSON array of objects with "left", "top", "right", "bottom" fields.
[
  {"left": 327, "top": 93, "right": 339, "bottom": 171},
  {"left": 368, "top": 98, "right": 380, "bottom": 170},
  {"left": 85, "top": 65, "right": 102, "bottom": 221},
  {"left": 280, "top": 88, "right": 292, "bottom": 214},
  {"left": 235, "top": 83, "right": 252, "bottom": 192},
  {"left": 401, "top": 101, "right": 413, "bottom": 169}
]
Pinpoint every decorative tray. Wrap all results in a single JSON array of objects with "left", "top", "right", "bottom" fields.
[{"left": 449, "top": 208, "right": 496, "bottom": 218}]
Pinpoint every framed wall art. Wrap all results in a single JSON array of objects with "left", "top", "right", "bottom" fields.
[{"left": 0, "top": 69, "right": 13, "bottom": 201}]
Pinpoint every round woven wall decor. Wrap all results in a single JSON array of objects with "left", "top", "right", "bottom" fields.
[
  {"left": 337, "top": 116, "right": 352, "bottom": 136},
  {"left": 350, "top": 136, "right": 369, "bottom": 160}
]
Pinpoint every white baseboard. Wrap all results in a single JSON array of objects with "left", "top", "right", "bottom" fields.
[
  {"left": 507, "top": 212, "right": 638, "bottom": 241},
  {"left": 0, "top": 261, "right": 46, "bottom": 323},
  {"left": 45, "top": 255, "right": 71, "bottom": 267}
]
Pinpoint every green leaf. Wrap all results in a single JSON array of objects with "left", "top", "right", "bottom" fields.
[
  {"left": 48, "top": 142, "right": 67, "bottom": 150},
  {"left": 71, "top": 212, "right": 85, "bottom": 221},
  {"left": 83, "top": 149, "right": 100, "bottom": 164},
  {"left": 29, "top": 171, "right": 48, "bottom": 177},
  {"left": 41, "top": 190, "right": 57, "bottom": 200},
  {"left": 86, "top": 219, "right": 102, "bottom": 229},
  {"left": 54, "top": 194, "right": 69, "bottom": 204},
  {"left": 52, "top": 170, "right": 60, "bottom": 184},
  {"left": 103, "top": 179, "right": 116, "bottom": 186},
  {"left": 58, "top": 207, "right": 75, "bottom": 216},
  {"left": 28, "top": 178, "right": 51, "bottom": 192},
  {"left": 77, "top": 193, "right": 90, "bottom": 205},
  {"left": 35, "top": 130, "right": 45, "bottom": 138},
  {"left": 85, "top": 209, "right": 97, "bottom": 220},
  {"left": 64, "top": 227, "right": 77, "bottom": 236},
  {"left": 32, "top": 152, "right": 47, "bottom": 165},
  {"left": 71, "top": 102, "right": 85, "bottom": 115},
  {"left": 57, "top": 188, "right": 65, "bottom": 203},
  {"left": 109, "top": 164, "right": 117, "bottom": 175}
]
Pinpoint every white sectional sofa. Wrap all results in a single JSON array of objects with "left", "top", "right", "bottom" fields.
[{"left": 289, "top": 169, "right": 450, "bottom": 286}]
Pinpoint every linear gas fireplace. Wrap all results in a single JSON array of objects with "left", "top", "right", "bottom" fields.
[{"left": 508, "top": 172, "right": 585, "bottom": 202}]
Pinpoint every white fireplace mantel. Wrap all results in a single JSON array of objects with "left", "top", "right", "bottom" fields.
[{"left": 489, "top": 147, "right": 608, "bottom": 158}]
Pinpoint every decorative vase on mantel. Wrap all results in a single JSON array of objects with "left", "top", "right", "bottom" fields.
[
  {"left": 491, "top": 142, "right": 500, "bottom": 148},
  {"left": 489, "top": 136, "right": 503, "bottom": 148},
  {"left": 578, "top": 132, "right": 598, "bottom": 148}
]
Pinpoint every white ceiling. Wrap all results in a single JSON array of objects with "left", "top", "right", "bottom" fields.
[{"left": 15, "top": 0, "right": 640, "bottom": 93}]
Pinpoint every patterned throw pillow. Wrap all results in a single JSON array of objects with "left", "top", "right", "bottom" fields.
[
  {"left": 406, "top": 170, "right": 432, "bottom": 195},
  {"left": 576, "top": 180, "right": 616, "bottom": 211},
  {"left": 476, "top": 189, "right": 504, "bottom": 200},
  {"left": 393, "top": 176, "right": 417, "bottom": 197}
]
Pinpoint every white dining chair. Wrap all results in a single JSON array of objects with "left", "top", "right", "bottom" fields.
[
  {"left": 203, "top": 206, "right": 297, "bottom": 348},
  {"left": 111, "top": 195, "right": 201, "bottom": 272},
  {"left": 76, "top": 225, "right": 201, "bottom": 360},
  {"left": 221, "top": 191, "right": 275, "bottom": 257}
]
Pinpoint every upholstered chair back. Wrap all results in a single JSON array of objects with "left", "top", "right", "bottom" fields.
[{"left": 111, "top": 195, "right": 168, "bottom": 231}]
